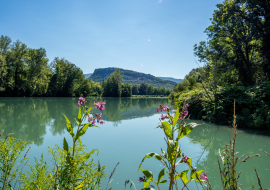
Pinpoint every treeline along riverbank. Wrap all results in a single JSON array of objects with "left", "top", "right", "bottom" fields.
[{"left": 169, "top": 0, "right": 270, "bottom": 130}]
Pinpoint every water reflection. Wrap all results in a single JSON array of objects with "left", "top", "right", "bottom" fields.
[
  {"left": 0, "top": 97, "right": 168, "bottom": 144},
  {"left": 187, "top": 120, "right": 270, "bottom": 189}
]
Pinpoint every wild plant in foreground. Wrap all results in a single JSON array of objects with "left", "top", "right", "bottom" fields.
[
  {"left": 217, "top": 101, "right": 260, "bottom": 190},
  {"left": 0, "top": 130, "right": 31, "bottom": 189},
  {"left": 21, "top": 97, "right": 107, "bottom": 189},
  {"left": 138, "top": 103, "right": 209, "bottom": 190}
]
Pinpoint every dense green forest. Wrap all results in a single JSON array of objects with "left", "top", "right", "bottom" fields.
[
  {"left": 170, "top": 0, "right": 270, "bottom": 130},
  {"left": 0, "top": 35, "right": 91, "bottom": 97},
  {"left": 0, "top": 36, "right": 171, "bottom": 97},
  {"left": 89, "top": 67, "right": 177, "bottom": 88}
]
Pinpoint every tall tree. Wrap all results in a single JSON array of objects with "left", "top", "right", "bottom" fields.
[{"left": 103, "top": 68, "right": 123, "bottom": 97}]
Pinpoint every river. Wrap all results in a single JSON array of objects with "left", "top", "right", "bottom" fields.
[{"left": 0, "top": 97, "right": 269, "bottom": 189}]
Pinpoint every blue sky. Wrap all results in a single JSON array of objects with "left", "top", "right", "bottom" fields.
[{"left": 0, "top": 0, "right": 222, "bottom": 79}]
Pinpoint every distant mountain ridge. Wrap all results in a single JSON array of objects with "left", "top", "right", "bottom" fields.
[
  {"left": 158, "top": 77, "right": 183, "bottom": 83},
  {"left": 88, "top": 67, "right": 177, "bottom": 88}
]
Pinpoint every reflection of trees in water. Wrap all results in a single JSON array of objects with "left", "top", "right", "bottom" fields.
[
  {"left": 0, "top": 98, "right": 51, "bottom": 145},
  {"left": 186, "top": 120, "right": 270, "bottom": 189},
  {"left": 100, "top": 98, "right": 169, "bottom": 125},
  {"left": 0, "top": 97, "right": 169, "bottom": 144}
]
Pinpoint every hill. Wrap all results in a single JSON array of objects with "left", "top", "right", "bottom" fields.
[
  {"left": 89, "top": 67, "right": 177, "bottom": 88},
  {"left": 158, "top": 77, "right": 182, "bottom": 83}
]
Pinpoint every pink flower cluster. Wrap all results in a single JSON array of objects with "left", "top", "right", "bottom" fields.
[
  {"left": 156, "top": 104, "right": 170, "bottom": 113},
  {"left": 78, "top": 97, "right": 106, "bottom": 125},
  {"left": 78, "top": 97, "right": 86, "bottom": 106},
  {"left": 94, "top": 101, "right": 106, "bottom": 111},
  {"left": 200, "top": 173, "right": 208, "bottom": 180},
  {"left": 182, "top": 156, "right": 188, "bottom": 163},
  {"left": 161, "top": 114, "right": 169, "bottom": 120}
]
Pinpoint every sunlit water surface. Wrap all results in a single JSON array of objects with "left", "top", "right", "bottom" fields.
[{"left": 0, "top": 97, "right": 270, "bottom": 189}]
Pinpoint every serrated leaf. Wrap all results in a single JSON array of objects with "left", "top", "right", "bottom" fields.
[
  {"left": 143, "top": 180, "right": 151, "bottom": 188},
  {"left": 190, "top": 170, "right": 203, "bottom": 180},
  {"left": 140, "top": 168, "right": 153, "bottom": 180},
  {"left": 172, "top": 107, "right": 180, "bottom": 128},
  {"left": 63, "top": 114, "right": 74, "bottom": 138},
  {"left": 162, "top": 121, "right": 172, "bottom": 139}
]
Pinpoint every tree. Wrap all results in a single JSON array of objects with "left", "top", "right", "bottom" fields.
[
  {"left": 102, "top": 68, "right": 123, "bottom": 97},
  {"left": 25, "top": 48, "right": 52, "bottom": 96},
  {"left": 138, "top": 82, "right": 148, "bottom": 95},
  {"left": 121, "top": 83, "right": 132, "bottom": 97},
  {"left": 132, "top": 84, "right": 139, "bottom": 95},
  {"left": 49, "top": 58, "right": 84, "bottom": 97}
]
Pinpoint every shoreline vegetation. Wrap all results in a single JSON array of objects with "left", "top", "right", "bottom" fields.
[{"left": 167, "top": 0, "right": 270, "bottom": 131}]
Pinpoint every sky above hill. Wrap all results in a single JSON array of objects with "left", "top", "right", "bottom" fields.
[{"left": 0, "top": 0, "right": 222, "bottom": 79}]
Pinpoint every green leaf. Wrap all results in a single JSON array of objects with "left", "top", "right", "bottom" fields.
[
  {"left": 63, "top": 114, "right": 74, "bottom": 138},
  {"left": 162, "top": 121, "right": 172, "bottom": 139},
  {"left": 85, "top": 107, "right": 92, "bottom": 119},
  {"left": 157, "top": 168, "right": 165, "bottom": 183},
  {"left": 140, "top": 168, "right": 153, "bottom": 180},
  {"left": 78, "top": 106, "right": 82, "bottom": 123},
  {"left": 186, "top": 158, "right": 192, "bottom": 168},
  {"left": 176, "top": 124, "right": 193, "bottom": 140},
  {"left": 63, "top": 137, "right": 69, "bottom": 152},
  {"left": 177, "top": 169, "right": 189, "bottom": 184},
  {"left": 190, "top": 170, "right": 203, "bottom": 180},
  {"left": 143, "top": 180, "right": 151, "bottom": 188},
  {"left": 138, "top": 152, "right": 161, "bottom": 169},
  {"left": 172, "top": 107, "right": 180, "bottom": 128},
  {"left": 158, "top": 180, "right": 169, "bottom": 184},
  {"left": 75, "top": 125, "right": 88, "bottom": 141},
  {"left": 83, "top": 149, "right": 99, "bottom": 160}
]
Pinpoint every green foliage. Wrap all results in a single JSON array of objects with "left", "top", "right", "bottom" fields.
[
  {"left": 138, "top": 104, "right": 208, "bottom": 190},
  {"left": 175, "top": 82, "right": 270, "bottom": 129},
  {"left": 21, "top": 154, "right": 51, "bottom": 189},
  {"left": 102, "top": 68, "right": 123, "bottom": 97},
  {"left": 0, "top": 133, "right": 30, "bottom": 189}
]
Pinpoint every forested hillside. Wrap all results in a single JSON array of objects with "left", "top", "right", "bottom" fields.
[{"left": 89, "top": 67, "right": 177, "bottom": 89}]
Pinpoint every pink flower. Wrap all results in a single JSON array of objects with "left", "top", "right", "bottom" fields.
[
  {"left": 92, "top": 119, "right": 96, "bottom": 125},
  {"left": 161, "top": 114, "right": 168, "bottom": 120},
  {"left": 156, "top": 107, "right": 162, "bottom": 112},
  {"left": 79, "top": 97, "right": 84, "bottom": 101},
  {"left": 178, "top": 117, "right": 182, "bottom": 120},
  {"left": 97, "top": 113, "right": 102, "bottom": 119},
  {"left": 88, "top": 117, "right": 93, "bottom": 122},
  {"left": 186, "top": 104, "right": 189, "bottom": 107},
  {"left": 163, "top": 105, "right": 168, "bottom": 111},
  {"left": 184, "top": 110, "right": 188, "bottom": 116},
  {"left": 200, "top": 173, "right": 208, "bottom": 180},
  {"left": 78, "top": 101, "right": 82, "bottom": 106},
  {"left": 182, "top": 156, "right": 188, "bottom": 163},
  {"left": 100, "top": 121, "right": 105, "bottom": 124}
]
